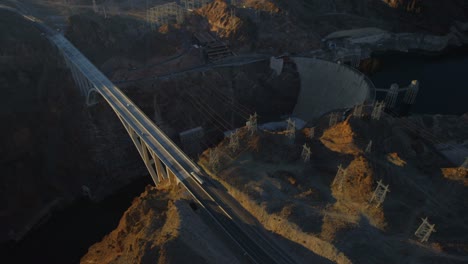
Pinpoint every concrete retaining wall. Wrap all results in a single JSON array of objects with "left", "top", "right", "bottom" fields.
[{"left": 292, "top": 57, "right": 375, "bottom": 121}]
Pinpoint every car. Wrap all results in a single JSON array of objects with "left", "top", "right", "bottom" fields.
[{"left": 190, "top": 172, "right": 204, "bottom": 185}]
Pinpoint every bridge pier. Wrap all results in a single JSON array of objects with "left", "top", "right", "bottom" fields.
[{"left": 139, "top": 137, "right": 160, "bottom": 185}]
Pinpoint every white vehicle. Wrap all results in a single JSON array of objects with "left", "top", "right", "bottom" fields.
[{"left": 190, "top": 172, "right": 204, "bottom": 185}]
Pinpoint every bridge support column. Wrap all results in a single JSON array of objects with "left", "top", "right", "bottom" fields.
[
  {"left": 84, "top": 78, "right": 92, "bottom": 93},
  {"left": 117, "top": 114, "right": 164, "bottom": 186},
  {"left": 153, "top": 156, "right": 167, "bottom": 182},
  {"left": 68, "top": 62, "right": 85, "bottom": 96},
  {"left": 139, "top": 137, "right": 159, "bottom": 185},
  {"left": 166, "top": 167, "right": 177, "bottom": 186},
  {"left": 73, "top": 65, "right": 86, "bottom": 96}
]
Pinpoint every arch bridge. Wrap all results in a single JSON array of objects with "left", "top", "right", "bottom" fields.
[{"left": 13, "top": 9, "right": 296, "bottom": 264}]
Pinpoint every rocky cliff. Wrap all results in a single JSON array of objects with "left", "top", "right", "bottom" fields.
[
  {"left": 195, "top": 0, "right": 256, "bottom": 46},
  {"left": 0, "top": 10, "right": 149, "bottom": 244},
  {"left": 80, "top": 184, "right": 242, "bottom": 264},
  {"left": 0, "top": 8, "right": 301, "bottom": 244},
  {"left": 280, "top": 0, "right": 468, "bottom": 35},
  {"left": 380, "top": 0, "right": 468, "bottom": 33},
  {"left": 194, "top": 111, "right": 468, "bottom": 263}
]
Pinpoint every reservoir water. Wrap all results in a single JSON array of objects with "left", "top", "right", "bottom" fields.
[{"left": 370, "top": 46, "right": 468, "bottom": 115}]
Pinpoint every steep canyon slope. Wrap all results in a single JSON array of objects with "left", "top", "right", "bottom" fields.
[
  {"left": 81, "top": 184, "right": 243, "bottom": 264},
  {"left": 0, "top": 10, "right": 148, "bottom": 243},
  {"left": 195, "top": 112, "right": 468, "bottom": 263}
]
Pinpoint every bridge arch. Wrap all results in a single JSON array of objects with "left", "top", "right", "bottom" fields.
[{"left": 86, "top": 87, "right": 99, "bottom": 106}]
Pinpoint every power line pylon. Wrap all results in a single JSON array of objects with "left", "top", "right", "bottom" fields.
[
  {"left": 286, "top": 118, "right": 296, "bottom": 140},
  {"left": 353, "top": 104, "right": 363, "bottom": 118},
  {"left": 308, "top": 127, "right": 315, "bottom": 139},
  {"left": 329, "top": 112, "right": 339, "bottom": 127},
  {"left": 369, "top": 179, "right": 390, "bottom": 207},
  {"left": 246, "top": 112, "right": 257, "bottom": 135},
  {"left": 208, "top": 147, "right": 220, "bottom": 171},
  {"left": 301, "top": 144, "right": 311, "bottom": 162},
  {"left": 414, "top": 217, "right": 436, "bottom": 243},
  {"left": 228, "top": 130, "right": 239, "bottom": 152},
  {"left": 365, "top": 140, "right": 372, "bottom": 153},
  {"left": 332, "top": 164, "right": 347, "bottom": 191},
  {"left": 371, "top": 101, "right": 385, "bottom": 120}
]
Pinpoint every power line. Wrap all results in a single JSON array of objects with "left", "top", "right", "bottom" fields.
[
  {"left": 195, "top": 83, "right": 249, "bottom": 120},
  {"left": 201, "top": 79, "right": 253, "bottom": 117},
  {"left": 184, "top": 95, "right": 228, "bottom": 133},
  {"left": 211, "top": 71, "right": 256, "bottom": 115},
  {"left": 192, "top": 95, "right": 234, "bottom": 131},
  {"left": 384, "top": 109, "right": 468, "bottom": 156},
  {"left": 357, "top": 103, "right": 467, "bottom": 156}
]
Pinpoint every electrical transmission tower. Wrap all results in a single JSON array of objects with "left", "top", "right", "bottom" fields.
[
  {"left": 181, "top": 0, "right": 212, "bottom": 9},
  {"left": 208, "top": 147, "right": 220, "bottom": 171},
  {"left": 332, "top": 164, "right": 348, "bottom": 191},
  {"left": 369, "top": 179, "right": 390, "bottom": 207},
  {"left": 353, "top": 104, "right": 363, "bottom": 118},
  {"left": 246, "top": 112, "right": 257, "bottom": 135},
  {"left": 147, "top": 2, "right": 185, "bottom": 29},
  {"left": 414, "top": 217, "right": 436, "bottom": 243},
  {"left": 371, "top": 101, "right": 385, "bottom": 120},
  {"left": 301, "top": 144, "right": 311, "bottom": 162},
  {"left": 228, "top": 130, "right": 239, "bottom": 152},
  {"left": 329, "top": 112, "right": 339, "bottom": 127},
  {"left": 365, "top": 140, "right": 372, "bottom": 153},
  {"left": 286, "top": 118, "right": 296, "bottom": 140},
  {"left": 308, "top": 127, "right": 315, "bottom": 139}
]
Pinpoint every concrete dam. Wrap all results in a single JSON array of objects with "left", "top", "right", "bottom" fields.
[{"left": 292, "top": 57, "right": 375, "bottom": 121}]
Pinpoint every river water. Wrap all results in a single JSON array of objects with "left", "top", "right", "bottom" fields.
[
  {"left": 2, "top": 177, "right": 152, "bottom": 264},
  {"left": 370, "top": 46, "right": 468, "bottom": 115}
]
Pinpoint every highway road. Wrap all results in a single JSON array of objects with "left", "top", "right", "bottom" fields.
[{"left": 6, "top": 6, "right": 297, "bottom": 264}]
